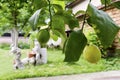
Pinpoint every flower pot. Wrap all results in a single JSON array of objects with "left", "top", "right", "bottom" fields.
[{"left": 40, "top": 48, "right": 47, "bottom": 64}]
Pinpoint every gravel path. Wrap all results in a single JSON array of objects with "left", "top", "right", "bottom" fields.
[{"left": 17, "top": 70, "right": 120, "bottom": 80}]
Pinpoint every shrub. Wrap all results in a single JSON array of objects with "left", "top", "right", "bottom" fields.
[
  {"left": 18, "top": 42, "right": 30, "bottom": 49},
  {"left": 0, "top": 43, "right": 10, "bottom": 50},
  {"left": 84, "top": 28, "right": 105, "bottom": 55}
]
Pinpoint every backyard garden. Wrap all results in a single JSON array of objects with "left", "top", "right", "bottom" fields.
[
  {"left": 0, "top": 0, "right": 120, "bottom": 80},
  {"left": 0, "top": 45, "right": 120, "bottom": 80}
]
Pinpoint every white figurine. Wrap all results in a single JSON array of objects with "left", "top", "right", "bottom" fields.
[
  {"left": 21, "top": 39, "right": 47, "bottom": 66},
  {"left": 33, "top": 39, "right": 42, "bottom": 65},
  {"left": 11, "top": 47, "right": 24, "bottom": 69}
]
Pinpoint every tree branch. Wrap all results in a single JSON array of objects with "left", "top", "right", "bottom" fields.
[
  {"left": 47, "top": 0, "right": 52, "bottom": 29},
  {"left": 81, "top": 0, "right": 91, "bottom": 32},
  {"left": 105, "top": 0, "right": 107, "bottom": 10}
]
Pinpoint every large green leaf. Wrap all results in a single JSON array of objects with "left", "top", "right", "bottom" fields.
[
  {"left": 75, "top": 10, "right": 86, "bottom": 16},
  {"left": 37, "top": 8, "right": 49, "bottom": 26},
  {"left": 63, "top": 11, "right": 79, "bottom": 30},
  {"left": 29, "top": 9, "right": 41, "bottom": 30},
  {"left": 52, "top": 4, "right": 63, "bottom": 13},
  {"left": 87, "top": 4, "right": 120, "bottom": 48},
  {"left": 33, "top": 0, "right": 48, "bottom": 10},
  {"left": 52, "top": 0, "right": 65, "bottom": 10},
  {"left": 54, "top": 10, "right": 79, "bottom": 30},
  {"left": 52, "top": 15, "right": 66, "bottom": 38},
  {"left": 64, "top": 30, "right": 87, "bottom": 62},
  {"left": 113, "top": 1, "right": 120, "bottom": 9}
]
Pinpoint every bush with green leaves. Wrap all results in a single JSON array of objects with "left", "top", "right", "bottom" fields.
[
  {"left": 0, "top": 43, "right": 10, "bottom": 50},
  {"left": 84, "top": 29, "right": 105, "bottom": 53},
  {"left": 28, "top": 32, "right": 38, "bottom": 49},
  {"left": 18, "top": 42, "right": 30, "bottom": 49}
]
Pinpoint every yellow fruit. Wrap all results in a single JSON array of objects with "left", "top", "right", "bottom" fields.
[
  {"left": 37, "top": 29, "right": 50, "bottom": 44},
  {"left": 83, "top": 44, "right": 101, "bottom": 63}
]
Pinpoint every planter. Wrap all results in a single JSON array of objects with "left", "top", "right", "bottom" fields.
[
  {"left": 40, "top": 48, "right": 47, "bottom": 64},
  {"left": 35, "top": 48, "right": 47, "bottom": 65}
]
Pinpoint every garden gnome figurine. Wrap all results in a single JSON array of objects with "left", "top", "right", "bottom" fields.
[
  {"left": 21, "top": 39, "right": 42, "bottom": 66},
  {"left": 11, "top": 46, "right": 24, "bottom": 69},
  {"left": 21, "top": 39, "right": 47, "bottom": 66}
]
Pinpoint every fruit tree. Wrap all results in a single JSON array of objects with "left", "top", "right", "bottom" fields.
[{"left": 29, "top": 0, "right": 120, "bottom": 63}]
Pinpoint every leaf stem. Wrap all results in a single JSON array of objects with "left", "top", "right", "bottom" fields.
[
  {"left": 47, "top": 0, "right": 52, "bottom": 29},
  {"left": 81, "top": 0, "right": 91, "bottom": 32},
  {"left": 105, "top": 0, "right": 107, "bottom": 10},
  {"left": 81, "top": 13, "right": 87, "bottom": 32}
]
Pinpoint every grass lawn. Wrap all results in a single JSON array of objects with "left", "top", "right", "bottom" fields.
[{"left": 0, "top": 48, "right": 120, "bottom": 80}]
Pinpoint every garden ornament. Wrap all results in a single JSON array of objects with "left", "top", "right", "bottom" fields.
[
  {"left": 33, "top": 39, "right": 47, "bottom": 64},
  {"left": 10, "top": 46, "right": 24, "bottom": 69}
]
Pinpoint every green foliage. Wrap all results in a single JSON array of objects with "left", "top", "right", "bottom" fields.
[
  {"left": 18, "top": 42, "right": 30, "bottom": 49},
  {"left": 87, "top": 4, "right": 120, "bottom": 48},
  {"left": 84, "top": 28, "right": 107, "bottom": 56},
  {"left": 62, "top": 10, "right": 79, "bottom": 30},
  {"left": 38, "top": 8, "right": 49, "bottom": 26},
  {"left": 52, "top": 15, "right": 66, "bottom": 37},
  {"left": 49, "top": 30, "right": 59, "bottom": 41},
  {"left": 29, "top": 9, "right": 41, "bottom": 30},
  {"left": 104, "top": 56, "right": 120, "bottom": 71},
  {"left": 112, "top": 1, "right": 120, "bottom": 9},
  {"left": 85, "top": 31, "right": 100, "bottom": 46},
  {"left": 29, "top": 31, "right": 38, "bottom": 49},
  {"left": 88, "top": 32, "right": 105, "bottom": 50},
  {"left": 0, "top": 0, "right": 33, "bottom": 34},
  {"left": 0, "top": 0, "right": 119, "bottom": 63},
  {"left": 52, "top": 0, "right": 65, "bottom": 10},
  {"left": 29, "top": 0, "right": 120, "bottom": 62},
  {"left": 0, "top": 43, "right": 10, "bottom": 50},
  {"left": 101, "top": 0, "right": 111, "bottom": 5},
  {"left": 0, "top": 41, "right": 30, "bottom": 50},
  {"left": 0, "top": 4, "right": 12, "bottom": 32},
  {"left": 29, "top": 0, "right": 79, "bottom": 35},
  {"left": 64, "top": 30, "right": 87, "bottom": 62},
  {"left": 75, "top": 10, "right": 86, "bottom": 16},
  {"left": 101, "top": 0, "right": 120, "bottom": 9},
  {"left": 33, "top": 0, "right": 48, "bottom": 10}
]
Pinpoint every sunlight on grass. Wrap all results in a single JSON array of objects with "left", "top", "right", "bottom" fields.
[
  {"left": 0, "top": 49, "right": 120, "bottom": 80},
  {"left": 0, "top": 49, "right": 13, "bottom": 75}
]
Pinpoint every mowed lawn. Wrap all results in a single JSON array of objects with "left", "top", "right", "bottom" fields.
[{"left": 0, "top": 48, "right": 120, "bottom": 80}]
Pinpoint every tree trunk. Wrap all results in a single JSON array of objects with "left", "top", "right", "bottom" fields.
[
  {"left": 11, "top": 27, "right": 18, "bottom": 48},
  {"left": 10, "top": 27, "right": 24, "bottom": 69}
]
